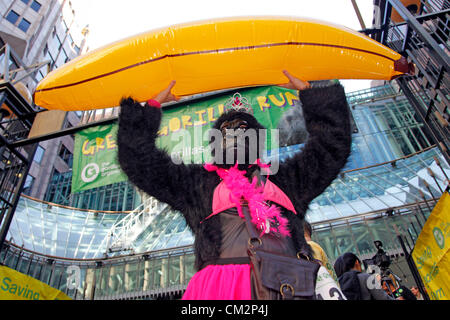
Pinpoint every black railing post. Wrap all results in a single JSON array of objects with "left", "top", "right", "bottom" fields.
[{"left": 0, "top": 144, "right": 37, "bottom": 250}]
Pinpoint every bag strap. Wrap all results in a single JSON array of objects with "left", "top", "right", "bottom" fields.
[
  {"left": 241, "top": 205, "right": 263, "bottom": 248},
  {"left": 242, "top": 170, "right": 266, "bottom": 246}
]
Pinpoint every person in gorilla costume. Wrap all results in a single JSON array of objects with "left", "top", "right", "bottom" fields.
[{"left": 117, "top": 70, "right": 352, "bottom": 299}]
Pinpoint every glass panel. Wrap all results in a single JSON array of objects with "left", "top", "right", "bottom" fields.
[
  {"left": 31, "top": 1, "right": 42, "bottom": 12},
  {"left": 18, "top": 18, "right": 31, "bottom": 33},
  {"left": 330, "top": 224, "right": 357, "bottom": 257},
  {"left": 49, "top": 265, "right": 63, "bottom": 289},
  {"left": 364, "top": 217, "right": 397, "bottom": 251},
  {"left": 39, "top": 263, "right": 53, "bottom": 284},
  {"left": 183, "top": 254, "right": 196, "bottom": 285},
  {"left": 168, "top": 256, "right": 181, "bottom": 286},
  {"left": 58, "top": 266, "right": 68, "bottom": 293},
  {"left": 124, "top": 262, "right": 138, "bottom": 292},
  {"left": 151, "top": 259, "right": 163, "bottom": 290},
  {"left": 33, "top": 146, "right": 45, "bottom": 164},
  {"left": 108, "top": 264, "right": 124, "bottom": 295},
  {"left": 6, "top": 11, "right": 19, "bottom": 25},
  {"left": 135, "top": 260, "right": 144, "bottom": 293},
  {"left": 312, "top": 227, "right": 339, "bottom": 262},
  {"left": 350, "top": 222, "right": 375, "bottom": 256},
  {"left": 16, "top": 257, "right": 30, "bottom": 275},
  {"left": 96, "top": 265, "right": 110, "bottom": 297}
]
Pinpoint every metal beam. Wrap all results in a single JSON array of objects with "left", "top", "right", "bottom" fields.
[
  {"left": 351, "top": 0, "right": 367, "bottom": 30},
  {"left": 9, "top": 116, "right": 118, "bottom": 148}
]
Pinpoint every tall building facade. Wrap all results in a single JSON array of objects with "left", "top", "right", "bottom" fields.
[{"left": 1, "top": 0, "right": 89, "bottom": 202}]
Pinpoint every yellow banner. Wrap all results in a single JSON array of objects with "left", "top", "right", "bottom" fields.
[
  {"left": 0, "top": 265, "right": 71, "bottom": 300},
  {"left": 412, "top": 191, "right": 450, "bottom": 300}
]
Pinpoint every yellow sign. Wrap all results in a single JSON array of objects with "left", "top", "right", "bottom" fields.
[
  {"left": 412, "top": 192, "right": 450, "bottom": 300},
  {"left": 0, "top": 266, "right": 71, "bottom": 300}
]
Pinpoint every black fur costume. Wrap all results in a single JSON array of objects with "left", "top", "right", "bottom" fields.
[{"left": 117, "top": 84, "right": 352, "bottom": 271}]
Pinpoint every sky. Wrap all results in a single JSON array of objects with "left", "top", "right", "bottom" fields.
[{"left": 69, "top": 0, "right": 378, "bottom": 93}]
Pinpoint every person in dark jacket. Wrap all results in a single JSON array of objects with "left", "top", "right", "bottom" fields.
[
  {"left": 334, "top": 252, "right": 394, "bottom": 300},
  {"left": 117, "top": 70, "right": 352, "bottom": 299}
]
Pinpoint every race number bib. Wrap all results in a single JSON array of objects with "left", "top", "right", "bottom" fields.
[{"left": 315, "top": 266, "right": 346, "bottom": 300}]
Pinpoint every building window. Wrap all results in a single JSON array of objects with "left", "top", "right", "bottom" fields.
[
  {"left": 73, "top": 44, "right": 80, "bottom": 55},
  {"left": 6, "top": 11, "right": 20, "bottom": 25},
  {"left": 18, "top": 18, "right": 31, "bottom": 32},
  {"left": 58, "top": 144, "right": 73, "bottom": 166},
  {"left": 60, "top": 48, "right": 68, "bottom": 65},
  {"left": 23, "top": 175, "right": 35, "bottom": 196},
  {"left": 45, "top": 51, "right": 55, "bottom": 68},
  {"left": 35, "top": 70, "right": 45, "bottom": 82},
  {"left": 34, "top": 145, "right": 45, "bottom": 164},
  {"left": 31, "top": 0, "right": 42, "bottom": 12}
]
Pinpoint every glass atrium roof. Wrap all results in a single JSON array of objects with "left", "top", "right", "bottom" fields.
[{"left": 5, "top": 147, "right": 448, "bottom": 260}]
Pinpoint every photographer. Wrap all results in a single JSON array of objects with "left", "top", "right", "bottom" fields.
[{"left": 334, "top": 252, "right": 394, "bottom": 300}]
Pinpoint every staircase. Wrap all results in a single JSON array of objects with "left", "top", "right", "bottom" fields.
[
  {"left": 363, "top": 0, "right": 449, "bottom": 165},
  {"left": 104, "top": 195, "right": 168, "bottom": 255}
]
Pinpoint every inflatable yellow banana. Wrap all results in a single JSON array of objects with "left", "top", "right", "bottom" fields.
[{"left": 34, "top": 16, "right": 410, "bottom": 111}]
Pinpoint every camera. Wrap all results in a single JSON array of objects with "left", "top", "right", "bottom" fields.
[
  {"left": 362, "top": 241, "right": 402, "bottom": 291},
  {"left": 363, "top": 240, "right": 391, "bottom": 271}
]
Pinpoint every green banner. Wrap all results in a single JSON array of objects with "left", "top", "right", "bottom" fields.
[
  {"left": 72, "top": 123, "right": 127, "bottom": 193},
  {"left": 156, "top": 86, "right": 300, "bottom": 164},
  {"left": 72, "top": 86, "right": 302, "bottom": 192}
]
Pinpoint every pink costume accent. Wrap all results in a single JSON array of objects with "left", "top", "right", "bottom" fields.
[
  {"left": 146, "top": 99, "right": 161, "bottom": 108},
  {"left": 182, "top": 264, "right": 252, "bottom": 300},
  {"left": 183, "top": 161, "right": 297, "bottom": 300},
  {"left": 211, "top": 177, "right": 297, "bottom": 218}
]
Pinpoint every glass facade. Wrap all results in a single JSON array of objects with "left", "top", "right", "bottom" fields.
[
  {"left": 7, "top": 196, "right": 127, "bottom": 259},
  {"left": 307, "top": 147, "right": 447, "bottom": 222},
  {"left": 6, "top": 146, "right": 448, "bottom": 261},
  {"left": 44, "top": 171, "right": 139, "bottom": 212},
  {"left": 0, "top": 201, "right": 431, "bottom": 300},
  {"left": 273, "top": 85, "right": 433, "bottom": 170}
]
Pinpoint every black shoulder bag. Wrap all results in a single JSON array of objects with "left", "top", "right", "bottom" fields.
[{"left": 242, "top": 205, "right": 320, "bottom": 300}]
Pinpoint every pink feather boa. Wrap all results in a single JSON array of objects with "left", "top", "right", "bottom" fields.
[{"left": 204, "top": 160, "right": 290, "bottom": 237}]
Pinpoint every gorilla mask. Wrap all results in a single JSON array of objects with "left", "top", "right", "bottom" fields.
[{"left": 209, "top": 110, "right": 266, "bottom": 169}]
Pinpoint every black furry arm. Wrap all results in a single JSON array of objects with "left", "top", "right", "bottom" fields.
[
  {"left": 117, "top": 98, "right": 213, "bottom": 219},
  {"left": 271, "top": 84, "right": 352, "bottom": 215}
]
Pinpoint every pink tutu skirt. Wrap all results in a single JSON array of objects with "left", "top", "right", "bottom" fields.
[{"left": 182, "top": 264, "right": 251, "bottom": 300}]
